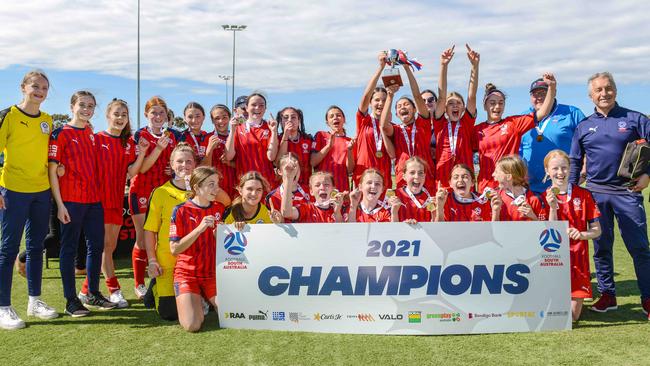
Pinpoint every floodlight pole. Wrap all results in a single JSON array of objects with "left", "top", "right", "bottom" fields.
[
  {"left": 222, "top": 25, "right": 247, "bottom": 110},
  {"left": 218, "top": 75, "right": 232, "bottom": 107}
]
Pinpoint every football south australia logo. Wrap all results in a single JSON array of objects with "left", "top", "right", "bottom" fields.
[
  {"left": 539, "top": 229, "right": 562, "bottom": 253},
  {"left": 224, "top": 232, "right": 248, "bottom": 255}
]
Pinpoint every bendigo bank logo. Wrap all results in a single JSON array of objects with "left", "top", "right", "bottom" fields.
[
  {"left": 539, "top": 229, "right": 562, "bottom": 253},
  {"left": 224, "top": 232, "right": 248, "bottom": 255}
]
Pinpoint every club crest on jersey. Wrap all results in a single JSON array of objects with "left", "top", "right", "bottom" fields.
[
  {"left": 573, "top": 197, "right": 582, "bottom": 210},
  {"left": 500, "top": 124, "right": 509, "bottom": 135},
  {"left": 89, "top": 134, "right": 95, "bottom": 144},
  {"left": 40, "top": 121, "right": 50, "bottom": 134},
  {"left": 125, "top": 142, "right": 132, "bottom": 154},
  {"left": 302, "top": 142, "right": 309, "bottom": 153},
  {"left": 473, "top": 207, "right": 482, "bottom": 216},
  {"left": 139, "top": 197, "right": 147, "bottom": 205},
  {"left": 617, "top": 121, "right": 628, "bottom": 132},
  {"left": 262, "top": 130, "right": 270, "bottom": 138}
]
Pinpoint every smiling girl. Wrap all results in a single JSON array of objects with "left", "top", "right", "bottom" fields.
[
  {"left": 129, "top": 96, "right": 178, "bottom": 299},
  {"left": 474, "top": 74, "right": 556, "bottom": 192},
  {"left": 432, "top": 45, "right": 479, "bottom": 187},
  {"left": 434, "top": 164, "right": 496, "bottom": 222},
  {"left": 225, "top": 171, "right": 283, "bottom": 230},
  {"left": 394, "top": 157, "right": 434, "bottom": 223},
  {"left": 169, "top": 166, "right": 225, "bottom": 332},
  {"left": 380, "top": 63, "right": 435, "bottom": 193},
  {"left": 276, "top": 107, "right": 313, "bottom": 187},
  {"left": 347, "top": 169, "right": 400, "bottom": 223},
  {"left": 78, "top": 99, "right": 148, "bottom": 308},
  {"left": 49, "top": 91, "right": 117, "bottom": 317},
  {"left": 224, "top": 93, "right": 279, "bottom": 188},
  {"left": 179, "top": 102, "right": 210, "bottom": 161},
  {"left": 311, "top": 106, "right": 355, "bottom": 193},
  {"left": 544, "top": 150, "right": 601, "bottom": 321},
  {"left": 354, "top": 52, "right": 392, "bottom": 189},
  {"left": 0, "top": 70, "right": 58, "bottom": 329},
  {"left": 203, "top": 104, "right": 237, "bottom": 198}
]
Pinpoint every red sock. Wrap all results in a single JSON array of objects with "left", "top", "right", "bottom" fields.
[
  {"left": 132, "top": 246, "right": 148, "bottom": 287},
  {"left": 81, "top": 277, "right": 89, "bottom": 296},
  {"left": 106, "top": 276, "right": 121, "bottom": 294}
]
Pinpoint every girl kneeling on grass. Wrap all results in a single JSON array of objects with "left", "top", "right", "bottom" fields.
[
  {"left": 543, "top": 150, "right": 601, "bottom": 321},
  {"left": 434, "top": 164, "right": 497, "bottom": 222},
  {"left": 347, "top": 169, "right": 400, "bottom": 223},
  {"left": 169, "top": 167, "right": 225, "bottom": 332},
  {"left": 491, "top": 155, "right": 544, "bottom": 221}
]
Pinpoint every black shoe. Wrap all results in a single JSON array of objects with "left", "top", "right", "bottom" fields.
[
  {"left": 65, "top": 297, "right": 90, "bottom": 318},
  {"left": 143, "top": 279, "right": 156, "bottom": 309},
  {"left": 85, "top": 292, "right": 118, "bottom": 310}
]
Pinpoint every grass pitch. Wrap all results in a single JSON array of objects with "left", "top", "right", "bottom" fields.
[{"left": 3, "top": 222, "right": 650, "bottom": 365}]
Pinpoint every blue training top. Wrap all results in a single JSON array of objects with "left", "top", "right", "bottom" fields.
[
  {"left": 520, "top": 100, "right": 585, "bottom": 193},
  {"left": 569, "top": 103, "right": 650, "bottom": 194}
]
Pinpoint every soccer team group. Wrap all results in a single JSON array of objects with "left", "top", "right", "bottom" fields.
[{"left": 1, "top": 46, "right": 650, "bottom": 333}]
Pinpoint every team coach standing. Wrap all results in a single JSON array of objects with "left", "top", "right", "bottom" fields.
[{"left": 569, "top": 71, "right": 650, "bottom": 319}]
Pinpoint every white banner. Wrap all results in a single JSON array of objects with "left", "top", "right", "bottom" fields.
[{"left": 216, "top": 222, "right": 571, "bottom": 335}]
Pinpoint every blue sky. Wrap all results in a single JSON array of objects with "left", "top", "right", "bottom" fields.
[{"left": 1, "top": 0, "right": 649, "bottom": 135}]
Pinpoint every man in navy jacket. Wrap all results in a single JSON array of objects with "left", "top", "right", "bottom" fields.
[{"left": 569, "top": 72, "right": 650, "bottom": 319}]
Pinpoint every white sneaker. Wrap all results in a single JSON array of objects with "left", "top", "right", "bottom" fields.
[
  {"left": 27, "top": 299, "right": 59, "bottom": 320},
  {"left": 109, "top": 290, "right": 129, "bottom": 309},
  {"left": 0, "top": 306, "right": 26, "bottom": 330},
  {"left": 134, "top": 284, "right": 147, "bottom": 300}
]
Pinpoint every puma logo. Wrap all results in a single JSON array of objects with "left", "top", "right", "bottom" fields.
[
  {"left": 189, "top": 216, "right": 198, "bottom": 223},
  {"left": 101, "top": 144, "right": 110, "bottom": 150},
  {"left": 71, "top": 138, "right": 79, "bottom": 144},
  {"left": 588, "top": 126, "right": 598, "bottom": 133},
  {"left": 20, "top": 121, "right": 29, "bottom": 127}
]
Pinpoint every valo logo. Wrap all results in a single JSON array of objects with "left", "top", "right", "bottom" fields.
[{"left": 539, "top": 228, "right": 562, "bottom": 252}]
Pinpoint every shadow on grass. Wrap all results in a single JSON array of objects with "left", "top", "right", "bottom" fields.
[{"left": 26, "top": 307, "right": 223, "bottom": 331}]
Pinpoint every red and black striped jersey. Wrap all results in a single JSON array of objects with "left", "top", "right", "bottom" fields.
[
  {"left": 353, "top": 110, "right": 392, "bottom": 189},
  {"left": 48, "top": 124, "right": 99, "bottom": 203},
  {"left": 206, "top": 131, "right": 237, "bottom": 199},
  {"left": 170, "top": 200, "right": 226, "bottom": 279},
  {"left": 130, "top": 127, "right": 178, "bottom": 197},
  {"left": 95, "top": 131, "right": 136, "bottom": 210},
  {"left": 474, "top": 114, "right": 535, "bottom": 192},
  {"left": 281, "top": 133, "right": 313, "bottom": 186},
  {"left": 312, "top": 131, "right": 352, "bottom": 192},
  {"left": 179, "top": 130, "right": 210, "bottom": 160},
  {"left": 233, "top": 122, "right": 276, "bottom": 186}
]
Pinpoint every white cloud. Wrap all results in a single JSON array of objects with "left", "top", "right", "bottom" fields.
[{"left": 1, "top": 0, "right": 649, "bottom": 94}]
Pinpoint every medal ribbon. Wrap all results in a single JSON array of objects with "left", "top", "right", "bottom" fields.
[
  {"left": 447, "top": 120, "right": 460, "bottom": 157},
  {"left": 372, "top": 117, "right": 383, "bottom": 154},
  {"left": 554, "top": 184, "right": 572, "bottom": 204},
  {"left": 279, "top": 183, "right": 311, "bottom": 202},
  {"left": 535, "top": 103, "right": 558, "bottom": 138},
  {"left": 400, "top": 124, "right": 417, "bottom": 157},
  {"left": 360, "top": 202, "right": 383, "bottom": 215},
  {"left": 404, "top": 187, "right": 432, "bottom": 209}
]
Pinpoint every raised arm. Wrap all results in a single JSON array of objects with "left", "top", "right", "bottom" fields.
[
  {"left": 224, "top": 117, "right": 239, "bottom": 162},
  {"left": 280, "top": 162, "right": 300, "bottom": 221},
  {"left": 380, "top": 85, "right": 399, "bottom": 137},
  {"left": 359, "top": 52, "right": 387, "bottom": 114},
  {"left": 466, "top": 44, "right": 480, "bottom": 117},
  {"left": 434, "top": 46, "right": 455, "bottom": 120},
  {"left": 534, "top": 73, "right": 557, "bottom": 121},
  {"left": 403, "top": 64, "right": 429, "bottom": 120},
  {"left": 266, "top": 114, "right": 279, "bottom": 162}
]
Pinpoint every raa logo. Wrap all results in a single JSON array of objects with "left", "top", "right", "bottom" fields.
[
  {"left": 224, "top": 312, "right": 245, "bottom": 319},
  {"left": 224, "top": 232, "right": 248, "bottom": 255}
]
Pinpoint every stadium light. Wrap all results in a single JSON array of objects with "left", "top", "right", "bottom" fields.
[{"left": 222, "top": 24, "right": 247, "bottom": 109}]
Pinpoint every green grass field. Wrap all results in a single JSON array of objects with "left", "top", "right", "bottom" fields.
[{"left": 3, "top": 220, "right": 650, "bottom": 366}]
